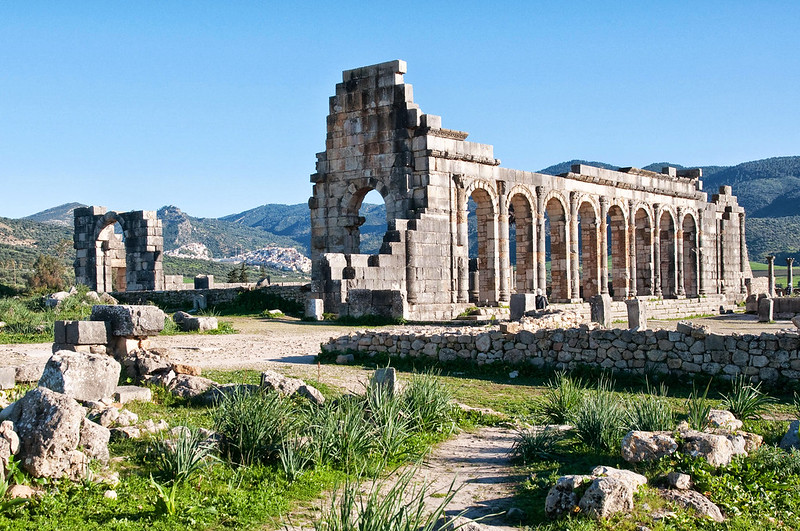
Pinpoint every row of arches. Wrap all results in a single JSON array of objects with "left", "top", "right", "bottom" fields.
[{"left": 465, "top": 184, "right": 701, "bottom": 305}]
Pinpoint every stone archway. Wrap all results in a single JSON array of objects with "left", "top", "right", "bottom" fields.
[
  {"left": 659, "top": 210, "right": 677, "bottom": 298},
  {"left": 95, "top": 218, "right": 127, "bottom": 292},
  {"left": 468, "top": 187, "right": 499, "bottom": 305},
  {"left": 545, "top": 195, "right": 569, "bottom": 301},
  {"left": 682, "top": 213, "right": 699, "bottom": 296},
  {"left": 508, "top": 192, "right": 535, "bottom": 293},
  {"left": 635, "top": 207, "right": 654, "bottom": 295},
  {"left": 607, "top": 204, "right": 629, "bottom": 299},
  {"left": 578, "top": 200, "right": 600, "bottom": 299}
]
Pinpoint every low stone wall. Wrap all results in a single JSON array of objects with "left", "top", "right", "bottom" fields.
[
  {"left": 112, "top": 283, "right": 309, "bottom": 310},
  {"left": 321, "top": 323, "right": 800, "bottom": 384}
]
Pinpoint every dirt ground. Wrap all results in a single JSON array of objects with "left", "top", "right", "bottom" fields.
[{"left": 1, "top": 312, "right": 796, "bottom": 528}]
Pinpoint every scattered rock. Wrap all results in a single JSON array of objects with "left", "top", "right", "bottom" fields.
[
  {"left": 545, "top": 474, "right": 592, "bottom": 518},
  {"left": 707, "top": 409, "right": 743, "bottom": 431},
  {"left": 0, "top": 367, "right": 15, "bottom": 390},
  {"left": 38, "top": 351, "right": 121, "bottom": 402},
  {"left": 113, "top": 385, "right": 152, "bottom": 404},
  {"left": 8, "top": 484, "right": 36, "bottom": 499},
  {"left": 6, "top": 388, "right": 92, "bottom": 479},
  {"left": 591, "top": 466, "right": 647, "bottom": 490},
  {"left": 169, "top": 374, "right": 216, "bottom": 399},
  {"left": 116, "top": 409, "right": 139, "bottom": 427},
  {"left": 660, "top": 489, "right": 724, "bottom": 523},
  {"left": 260, "top": 370, "right": 324, "bottom": 405},
  {"left": 103, "top": 489, "right": 118, "bottom": 500},
  {"left": 171, "top": 363, "right": 201, "bottom": 376},
  {"left": 505, "top": 507, "right": 525, "bottom": 521},
  {"left": 335, "top": 354, "right": 354, "bottom": 365},
  {"left": 508, "top": 370, "right": 519, "bottom": 379},
  {"left": 621, "top": 431, "right": 678, "bottom": 463},
  {"left": 79, "top": 417, "right": 111, "bottom": 464},
  {"left": 120, "top": 349, "right": 172, "bottom": 383},
  {"left": 681, "top": 430, "right": 743, "bottom": 467},
  {"left": 667, "top": 472, "right": 692, "bottom": 490},
  {"left": 15, "top": 362, "right": 46, "bottom": 384},
  {"left": 173, "top": 311, "right": 218, "bottom": 332},
  {"left": 110, "top": 426, "right": 141, "bottom": 440},
  {"left": 578, "top": 476, "right": 636, "bottom": 519},
  {"left": 138, "top": 419, "right": 169, "bottom": 435},
  {"left": 95, "top": 407, "right": 119, "bottom": 428}
]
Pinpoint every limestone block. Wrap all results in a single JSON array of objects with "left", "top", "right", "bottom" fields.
[
  {"left": 590, "top": 294, "right": 613, "bottom": 328},
  {"left": 510, "top": 293, "right": 536, "bottom": 321},
  {"left": 39, "top": 351, "right": 121, "bottom": 402},
  {"left": 113, "top": 385, "right": 152, "bottom": 404},
  {"left": 91, "top": 305, "right": 165, "bottom": 336},
  {"left": 625, "top": 299, "right": 647, "bottom": 330},
  {"left": 758, "top": 297, "right": 773, "bottom": 323},
  {"left": 0, "top": 367, "right": 15, "bottom": 390},
  {"left": 305, "top": 298, "right": 324, "bottom": 320},
  {"left": 60, "top": 320, "right": 110, "bottom": 345}
]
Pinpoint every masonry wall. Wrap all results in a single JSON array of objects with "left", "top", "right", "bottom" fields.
[
  {"left": 322, "top": 324, "right": 800, "bottom": 385},
  {"left": 112, "top": 284, "right": 309, "bottom": 310}
]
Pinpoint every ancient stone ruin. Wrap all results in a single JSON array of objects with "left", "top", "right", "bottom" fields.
[
  {"left": 309, "top": 60, "right": 753, "bottom": 321},
  {"left": 73, "top": 206, "right": 165, "bottom": 292}
]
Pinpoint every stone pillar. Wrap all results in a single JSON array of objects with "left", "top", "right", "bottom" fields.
[
  {"left": 590, "top": 294, "right": 613, "bottom": 328},
  {"left": 653, "top": 204, "right": 662, "bottom": 297},
  {"left": 456, "top": 186, "right": 469, "bottom": 303},
  {"left": 600, "top": 197, "right": 609, "bottom": 295},
  {"left": 767, "top": 255, "right": 776, "bottom": 297},
  {"left": 676, "top": 207, "right": 686, "bottom": 297},
  {"left": 739, "top": 214, "right": 746, "bottom": 274},
  {"left": 498, "top": 184, "right": 510, "bottom": 304},
  {"left": 536, "top": 186, "right": 546, "bottom": 294},
  {"left": 698, "top": 211, "right": 706, "bottom": 295},
  {"left": 788, "top": 257, "right": 795, "bottom": 294},
  {"left": 625, "top": 298, "right": 647, "bottom": 330},
  {"left": 758, "top": 295, "right": 773, "bottom": 323},
  {"left": 569, "top": 192, "right": 580, "bottom": 301},
  {"left": 628, "top": 202, "right": 637, "bottom": 297},
  {"left": 405, "top": 230, "right": 417, "bottom": 304}
]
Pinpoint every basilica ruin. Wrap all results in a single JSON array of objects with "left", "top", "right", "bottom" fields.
[{"left": 309, "top": 60, "right": 753, "bottom": 321}]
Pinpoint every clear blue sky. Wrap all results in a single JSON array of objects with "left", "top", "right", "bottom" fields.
[{"left": 2, "top": 1, "right": 798, "bottom": 219}]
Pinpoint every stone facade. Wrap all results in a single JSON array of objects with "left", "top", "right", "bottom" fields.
[
  {"left": 309, "top": 60, "right": 753, "bottom": 321},
  {"left": 74, "top": 206, "right": 164, "bottom": 292}
]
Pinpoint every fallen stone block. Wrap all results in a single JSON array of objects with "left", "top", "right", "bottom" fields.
[
  {"left": 91, "top": 305, "right": 165, "bottom": 336},
  {"left": 171, "top": 363, "right": 201, "bottom": 376},
  {"left": 621, "top": 431, "right": 678, "bottom": 463},
  {"left": 371, "top": 367, "right": 399, "bottom": 396},
  {"left": 659, "top": 489, "right": 724, "bottom": 522},
  {"left": 0, "top": 367, "right": 15, "bottom": 390},
  {"left": 169, "top": 374, "right": 216, "bottom": 399},
  {"left": 113, "top": 385, "right": 152, "bottom": 404},
  {"left": 260, "top": 370, "right": 325, "bottom": 405},
  {"left": 15, "top": 363, "right": 46, "bottom": 384},
  {"left": 39, "top": 351, "right": 121, "bottom": 403},
  {"left": 54, "top": 320, "right": 110, "bottom": 345}
]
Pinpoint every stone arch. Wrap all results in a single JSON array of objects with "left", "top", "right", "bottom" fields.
[
  {"left": 578, "top": 197, "right": 600, "bottom": 299},
  {"left": 659, "top": 209, "right": 677, "bottom": 297},
  {"left": 465, "top": 181, "right": 499, "bottom": 305},
  {"left": 543, "top": 191, "right": 569, "bottom": 301},
  {"left": 634, "top": 207, "right": 654, "bottom": 295},
  {"left": 506, "top": 186, "right": 536, "bottom": 293},
  {"left": 607, "top": 203, "right": 629, "bottom": 298},
  {"left": 681, "top": 211, "right": 699, "bottom": 297},
  {"left": 341, "top": 178, "right": 395, "bottom": 255},
  {"left": 93, "top": 212, "right": 127, "bottom": 293}
]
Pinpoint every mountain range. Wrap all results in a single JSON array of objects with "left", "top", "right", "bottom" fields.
[{"left": 2, "top": 156, "right": 798, "bottom": 288}]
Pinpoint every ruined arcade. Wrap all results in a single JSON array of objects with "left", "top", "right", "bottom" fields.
[{"left": 309, "top": 60, "right": 753, "bottom": 321}]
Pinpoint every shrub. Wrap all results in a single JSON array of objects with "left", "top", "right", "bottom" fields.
[
  {"left": 572, "top": 376, "right": 625, "bottom": 452},
  {"left": 366, "top": 383, "right": 411, "bottom": 461},
  {"left": 627, "top": 391, "right": 675, "bottom": 432},
  {"left": 213, "top": 387, "right": 297, "bottom": 465},
  {"left": 151, "top": 426, "right": 217, "bottom": 483},
  {"left": 511, "top": 426, "right": 563, "bottom": 463},
  {"left": 537, "top": 371, "right": 584, "bottom": 425},
  {"left": 313, "top": 465, "right": 460, "bottom": 531},
  {"left": 721, "top": 375, "right": 775, "bottom": 420},
  {"left": 686, "top": 380, "right": 713, "bottom": 431},
  {"left": 403, "top": 371, "right": 457, "bottom": 434},
  {"left": 26, "top": 254, "right": 66, "bottom": 292},
  {"left": 307, "top": 395, "right": 376, "bottom": 471}
]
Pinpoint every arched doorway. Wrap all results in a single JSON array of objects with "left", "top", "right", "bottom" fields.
[
  {"left": 682, "top": 214, "right": 699, "bottom": 296},
  {"left": 635, "top": 208, "right": 653, "bottom": 295},
  {"left": 467, "top": 188, "right": 499, "bottom": 305},
  {"left": 607, "top": 205, "right": 629, "bottom": 299},
  {"left": 545, "top": 196, "right": 569, "bottom": 301},
  {"left": 659, "top": 211, "right": 677, "bottom": 297},
  {"left": 343, "top": 187, "right": 388, "bottom": 255},
  {"left": 95, "top": 220, "right": 126, "bottom": 292},
  {"left": 578, "top": 201, "right": 600, "bottom": 299},
  {"left": 508, "top": 193, "right": 535, "bottom": 293}
]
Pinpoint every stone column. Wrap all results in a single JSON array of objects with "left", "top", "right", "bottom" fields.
[
  {"left": 498, "top": 187, "right": 510, "bottom": 304},
  {"left": 600, "top": 197, "right": 609, "bottom": 295},
  {"left": 676, "top": 207, "right": 686, "bottom": 297},
  {"left": 456, "top": 185, "right": 469, "bottom": 303},
  {"left": 739, "top": 214, "right": 746, "bottom": 274},
  {"left": 698, "top": 211, "right": 706, "bottom": 295},
  {"left": 788, "top": 257, "right": 795, "bottom": 293},
  {"left": 570, "top": 192, "right": 580, "bottom": 300},
  {"left": 405, "top": 230, "right": 417, "bottom": 304},
  {"left": 628, "top": 202, "right": 637, "bottom": 297},
  {"left": 653, "top": 204, "right": 662, "bottom": 297},
  {"left": 767, "top": 255, "right": 775, "bottom": 297},
  {"left": 536, "top": 186, "right": 546, "bottom": 294}
]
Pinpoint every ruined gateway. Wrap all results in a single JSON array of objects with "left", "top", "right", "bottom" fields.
[{"left": 309, "top": 60, "right": 752, "bottom": 321}]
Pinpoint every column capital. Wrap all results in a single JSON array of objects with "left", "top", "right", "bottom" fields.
[{"left": 767, "top": 255, "right": 776, "bottom": 264}]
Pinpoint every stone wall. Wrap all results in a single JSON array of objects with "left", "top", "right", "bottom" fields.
[
  {"left": 111, "top": 284, "right": 309, "bottom": 310},
  {"left": 322, "top": 322, "right": 800, "bottom": 385}
]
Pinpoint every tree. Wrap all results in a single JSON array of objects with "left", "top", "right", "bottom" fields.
[
  {"left": 28, "top": 255, "right": 66, "bottom": 292},
  {"left": 237, "top": 262, "right": 249, "bottom": 283},
  {"left": 227, "top": 262, "right": 249, "bottom": 283}
]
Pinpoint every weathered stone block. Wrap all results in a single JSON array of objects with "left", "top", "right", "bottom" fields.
[
  {"left": 625, "top": 299, "right": 647, "bottom": 330},
  {"left": 62, "top": 320, "right": 110, "bottom": 345},
  {"left": 91, "top": 305, "right": 165, "bottom": 336},
  {"left": 39, "top": 351, "right": 121, "bottom": 402},
  {"left": 0, "top": 367, "right": 15, "bottom": 390},
  {"left": 590, "top": 294, "right": 613, "bottom": 328},
  {"left": 758, "top": 297, "right": 773, "bottom": 323},
  {"left": 510, "top": 293, "right": 536, "bottom": 321},
  {"left": 113, "top": 385, "right": 152, "bottom": 404}
]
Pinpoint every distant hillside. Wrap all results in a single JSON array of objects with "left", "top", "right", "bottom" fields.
[
  {"left": 157, "top": 206, "right": 303, "bottom": 258},
  {"left": 0, "top": 217, "right": 73, "bottom": 288},
  {"left": 23, "top": 202, "right": 87, "bottom": 226}
]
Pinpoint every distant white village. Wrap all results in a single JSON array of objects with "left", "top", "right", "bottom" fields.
[{"left": 165, "top": 243, "right": 312, "bottom": 273}]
